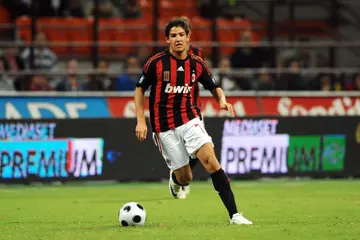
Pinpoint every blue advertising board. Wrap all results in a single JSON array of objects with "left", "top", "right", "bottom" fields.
[
  {"left": 0, "top": 139, "right": 104, "bottom": 179},
  {"left": 0, "top": 121, "right": 104, "bottom": 180},
  {"left": 0, "top": 97, "right": 110, "bottom": 119},
  {"left": 0, "top": 140, "right": 69, "bottom": 179}
]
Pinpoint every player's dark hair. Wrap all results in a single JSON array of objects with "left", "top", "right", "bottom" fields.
[
  {"left": 179, "top": 16, "right": 192, "bottom": 32},
  {"left": 165, "top": 17, "right": 190, "bottom": 38}
]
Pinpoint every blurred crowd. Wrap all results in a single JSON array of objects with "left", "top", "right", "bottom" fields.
[
  {"left": 1, "top": 0, "right": 243, "bottom": 20},
  {"left": 0, "top": 29, "right": 147, "bottom": 91},
  {"left": 0, "top": 0, "right": 359, "bottom": 92},
  {"left": 2, "top": 0, "right": 142, "bottom": 19}
]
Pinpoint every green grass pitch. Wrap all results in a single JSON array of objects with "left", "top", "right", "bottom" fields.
[{"left": 1, "top": 180, "right": 360, "bottom": 240}]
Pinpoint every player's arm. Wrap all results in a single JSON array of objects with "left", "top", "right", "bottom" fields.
[
  {"left": 197, "top": 61, "right": 235, "bottom": 117},
  {"left": 210, "top": 87, "right": 235, "bottom": 117},
  {"left": 134, "top": 66, "right": 153, "bottom": 141},
  {"left": 135, "top": 87, "right": 146, "bottom": 125}
]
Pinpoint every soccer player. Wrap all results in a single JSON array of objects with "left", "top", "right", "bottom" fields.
[
  {"left": 156, "top": 42, "right": 203, "bottom": 198},
  {"left": 134, "top": 17, "right": 252, "bottom": 225},
  {"left": 152, "top": 17, "right": 203, "bottom": 198}
]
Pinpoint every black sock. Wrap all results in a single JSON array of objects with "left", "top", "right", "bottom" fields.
[
  {"left": 210, "top": 168, "right": 238, "bottom": 218},
  {"left": 189, "top": 157, "right": 198, "bottom": 169},
  {"left": 171, "top": 172, "right": 181, "bottom": 185}
]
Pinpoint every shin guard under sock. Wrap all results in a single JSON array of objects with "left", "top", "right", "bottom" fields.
[{"left": 210, "top": 168, "right": 238, "bottom": 218}]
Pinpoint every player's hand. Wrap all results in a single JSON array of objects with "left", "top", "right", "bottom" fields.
[
  {"left": 135, "top": 122, "right": 148, "bottom": 142},
  {"left": 220, "top": 102, "right": 235, "bottom": 117}
]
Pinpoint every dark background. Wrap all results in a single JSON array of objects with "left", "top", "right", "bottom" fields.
[{"left": 0, "top": 116, "right": 359, "bottom": 183}]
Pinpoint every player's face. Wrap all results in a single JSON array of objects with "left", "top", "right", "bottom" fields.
[{"left": 167, "top": 27, "right": 189, "bottom": 54}]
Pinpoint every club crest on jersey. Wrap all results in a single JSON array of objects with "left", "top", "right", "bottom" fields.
[
  {"left": 163, "top": 71, "right": 170, "bottom": 82},
  {"left": 191, "top": 73, "right": 196, "bottom": 82}
]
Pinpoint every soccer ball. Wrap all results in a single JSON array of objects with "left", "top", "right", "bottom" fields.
[{"left": 118, "top": 202, "right": 146, "bottom": 227}]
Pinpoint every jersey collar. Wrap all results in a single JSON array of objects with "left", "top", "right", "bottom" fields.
[{"left": 167, "top": 49, "right": 190, "bottom": 61}]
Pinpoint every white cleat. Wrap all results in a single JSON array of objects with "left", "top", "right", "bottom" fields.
[
  {"left": 182, "top": 185, "right": 190, "bottom": 195},
  {"left": 169, "top": 170, "right": 182, "bottom": 199},
  {"left": 169, "top": 171, "right": 188, "bottom": 199},
  {"left": 178, "top": 191, "right": 187, "bottom": 199},
  {"left": 230, "top": 213, "right": 253, "bottom": 225},
  {"left": 178, "top": 186, "right": 189, "bottom": 199}
]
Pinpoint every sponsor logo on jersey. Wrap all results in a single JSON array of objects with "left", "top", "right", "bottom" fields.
[{"left": 164, "top": 83, "right": 192, "bottom": 94}]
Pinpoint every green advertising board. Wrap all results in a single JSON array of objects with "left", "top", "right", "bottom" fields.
[{"left": 287, "top": 135, "right": 345, "bottom": 173}]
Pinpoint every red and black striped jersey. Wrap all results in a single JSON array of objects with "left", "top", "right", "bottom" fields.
[
  {"left": 136, "top": 50, "right": 218, "bottom": 133},
  {"left": 188, "top": 45, "right": 203, "bottom": 59}
]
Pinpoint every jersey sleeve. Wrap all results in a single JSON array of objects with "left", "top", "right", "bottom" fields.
[
  {"left": 136, "top": 60, "right": 156, "bottom": 90},
  {"left": 198, "top": 61, "right": 219, "bottom": 91}
]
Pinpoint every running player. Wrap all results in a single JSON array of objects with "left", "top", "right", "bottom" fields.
[
  {"left": 134, "top": 17, "right": 252, "bottom": 225},
  {"left": 152, "top": 17, "right": 204, "bottom": 197}
]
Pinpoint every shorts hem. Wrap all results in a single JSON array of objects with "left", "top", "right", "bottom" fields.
[
  {"left": 169, "top": 160, "right": 190, "bottom": 171},
  {"left": 189, "top": 139, "right": 213, "bottom": 159}
]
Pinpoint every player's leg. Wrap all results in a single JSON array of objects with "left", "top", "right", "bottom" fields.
[
  {"left": 187, "top": 115, "right": 206, "bottom": 170},
  {"left": 170, "top": 163, "right": 192, "bottom": 199},
  {"left": 184, "top": 114, "right": 206, "bottom": 194},
  {"left": 183, "top": 118, "right": 252, "bottom": 225},
  {"left": 195, "top": 143, "right": 252, "bottom": 224},
  {"left": 154, "top": 131, "right": 192, "bottom": 199},
  {"left": 184, "top": 113, "right": 207, "bottom": 195},
  {"left": 181, "top": 157, "right": 194, "bottom": 195},
  {"left": 170, "top": 127, "right": 194, "bottom": 199}
]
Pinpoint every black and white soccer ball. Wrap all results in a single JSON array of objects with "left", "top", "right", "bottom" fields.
[{"left": 118, "top": 202, "right": 146, "bottom": 227}]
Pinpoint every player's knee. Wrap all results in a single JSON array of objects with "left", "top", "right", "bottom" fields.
[
  {"left": 201, "top": 154, "right": 220, "bottom": 174},
  {"left": 207, "top": 159, "right": 221, "bottom": 174}
]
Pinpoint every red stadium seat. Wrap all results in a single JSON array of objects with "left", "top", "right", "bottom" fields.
[
  {"left": 113, "top": 28, "right": 134, "bottom": 56},
  {"left": 138, "top": 0, "right": 154, "bottom": 21},
  {"left": 159, "top": 0, "right": 175, "bottom": 19},
  {"left": 158, "top": 18, "right": 168, "bottom": 40},
  {"left": 16, "top": 16, "right": 31, "bottom": 43},
  {"left": 13, "top": 14, "right": 266, "bottom": 58},
  {"left": 105, "top": 19, "right": 134, "bottom": 56},
  {"left": 127, "top": 19, "right": 153, "bottom": 54},
  {"left": 98, "top": 19, "right": 117, "bottom": 55},
  {"left": 0, "top": 5, "right": 11, "bottom": 33},
  {"left": 216, "top": 18, "right": 256, "bottom": 56},
  {"left": 216, "top": 18, "right": 238, "bottom": 56},
  {"left": 190, "top": 17, "right": 212, "bottom": 57},
  {"left": 37, "top": 18, "right": 71, "bottom": 55},
  {"left": 67, "top": 18, "right": 93, "bottom": 56}
]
